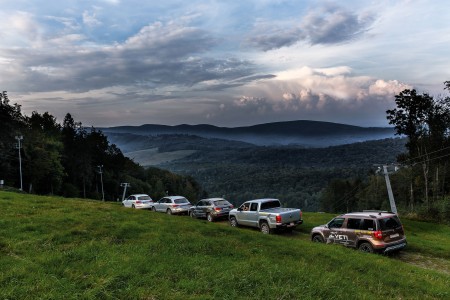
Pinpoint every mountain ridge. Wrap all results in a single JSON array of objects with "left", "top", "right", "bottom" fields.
[{"left": 101, "top": 120, "right": 396, "bottom": 147}]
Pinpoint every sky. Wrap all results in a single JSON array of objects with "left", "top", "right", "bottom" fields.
[{"left": 1, "top": 0, "right": 449, "bottom": 128}]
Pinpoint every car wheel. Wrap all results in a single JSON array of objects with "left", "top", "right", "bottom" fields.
[
  {"left": 359, "top": 242, "right": 374, "bottom": 253},
  {"left": 206, "top": 213, "right": 214, "bottom": 222},
  {"left": 190, "top": 211, "right": 196, "bottom": 218},
  {"left": 229, "top": 216, "right": 239, "bottom": 227},
  {"left": 260, "top": 222, "right": 272, "bottom": 234},
  {"left": 152, "top": 206, "right": 156, "bottom": 212},
  {"left": 312, "top": 234, "right": 324, "bottom": 243},
  {"left": 166, "top": 209, "right": 172, "bottom": 215},
  {"left": 132, "top": 204, "right": 135, "bottom": 209}
]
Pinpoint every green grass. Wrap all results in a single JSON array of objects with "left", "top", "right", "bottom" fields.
[{"left": 0, "top": 191, "right": 449, "bottom": 299}]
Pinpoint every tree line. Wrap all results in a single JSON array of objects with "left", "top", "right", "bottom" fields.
[
  {"left": 0, "top": 91, "right": 204, "bottom": 201},
  {"left": 320, "top": 82, "right": 450, "bottom": 223}
]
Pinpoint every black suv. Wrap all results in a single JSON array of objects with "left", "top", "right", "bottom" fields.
[{"left": 310, "top": 211, "right": 407, "bottom": 254}]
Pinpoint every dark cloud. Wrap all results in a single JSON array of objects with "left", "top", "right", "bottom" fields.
[
  {"left": 245, "top": 28, "right": 303, "bottom": 51},
  {"left": 301, "top": 4, "right": 375, "bottom": 45},
  {"left": 246, "top": 4, "right": 374, "bottom": 51}
]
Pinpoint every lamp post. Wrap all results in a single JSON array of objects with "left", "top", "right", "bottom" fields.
[{"left": 15, "top": 136, "right": 23, "bottom": 191}]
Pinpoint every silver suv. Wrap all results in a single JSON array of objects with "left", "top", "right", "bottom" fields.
[
  {"left": 151, "top": 196, "right": 192, "bottom": 215},
  {"left": 310, "top": 211, "right": 407, "bottom": 254}
]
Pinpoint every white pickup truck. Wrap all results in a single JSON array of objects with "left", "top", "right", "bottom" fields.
[{"left": 228, "top": 198, "right": 303, "bottom": 234}]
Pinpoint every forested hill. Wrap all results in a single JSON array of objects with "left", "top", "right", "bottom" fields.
[
  {"left": 0, "top": 92, "right": 204, "bottom": 201},
  {"left": 101, "top": 120, "right": 396, "bottom": 147},
  {"left": 103, "top": 131, "right": 406, "bottom": 211}
]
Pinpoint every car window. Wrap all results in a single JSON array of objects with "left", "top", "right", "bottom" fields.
[
  {"left": 361, "top": 219, "right": 375, "bottom": 231},
  {"left": 241, "top": 203, "right": 250, "bottom": 211},
  {"left": 130, "top": 196, "right": 135, "bottom": 200},
  {"left": 214, "top": 200, "right": 230, "bottom": 206},
  {"left": 250, "top": 203, "right": 258, "bottom": 211},
  {"left": 328, "top": 218, "right": 345, "bottom": 228},
  {"left": 379, "top": 216, "right": 401, "bottom": 230},
  {"left": 197, "top": 201, "right": 204, "bottom": 206},
  {"left": 347, "top": 218, "right": 361, "bottom": 230},
  {"left": 138, "top": 196, "right": 151, "bottom": 200},
  {"left": 260, "top": 200, "right": 281, "bottom": 210},
  {"left": 174, "top": 198, "right": 189, "bottom": 204}
]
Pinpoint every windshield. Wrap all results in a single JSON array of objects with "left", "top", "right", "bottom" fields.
[
  {"left": 138, "top": 196, "right": 152, "bottom": 200},
  {"left": 214, "top": 200, "right": 231, "bottom": 206},
  {"left": 260, "top": 200, "right": 281, "bottom": 210},
  {"left": 174, "top": 198, "right": 189, "bottom": 204}
]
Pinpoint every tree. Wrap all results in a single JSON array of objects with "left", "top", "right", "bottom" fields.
[{"left": 386, "top": 83, "right": 450, "bottom": 212}]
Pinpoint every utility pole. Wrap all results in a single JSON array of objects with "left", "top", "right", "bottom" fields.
[
  {"left": 97, "top": 165, "right": 105, "bottom": 201},
  {"left": 120, "top": 183, "right": 130, "bottom": 202},
  {"left": 15, "top": 135, "right": 23, "bottom": 191},
  {"left": 381, "top": 165, "right": 398, "bottom": 214}
]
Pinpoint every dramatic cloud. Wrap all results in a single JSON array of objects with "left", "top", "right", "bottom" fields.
[
  {"left": 246, "top": 3, "right": 375, "bottom": 51},
  {"left": 0, "top": 20, "right": 260, "bottom": 93},
  {"left": 301, "top": 4, "right": 375, "bottom": 45}
]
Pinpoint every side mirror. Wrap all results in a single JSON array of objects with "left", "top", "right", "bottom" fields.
[{"left": 237, "top": 207, "right": 242, "bottom": 211}]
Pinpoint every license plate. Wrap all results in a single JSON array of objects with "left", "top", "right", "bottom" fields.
[{"left": 390, "top": 233, "right": 399, "bottom": 238}]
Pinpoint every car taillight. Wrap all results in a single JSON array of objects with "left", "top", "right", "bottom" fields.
[
  {"left": 214, "top": 207, "right": 221, "bottom": 212},
  {"left": 230, "top": 205, "right": 234, "bottom": 209},
  {"left": 171, "top": 204, "right": 179, "bottom": 207},
  {"left": 276, "top": 215, "right": 281, "bottom": 223},
  {"left": 373, "top": 230, "right": 383, "bottom": 240},
  {"left": 136, "top": 200, "right": 142, "bottom": 204},
  {"left": 300, "top": 210, "right": 303, "bottom": 219}
]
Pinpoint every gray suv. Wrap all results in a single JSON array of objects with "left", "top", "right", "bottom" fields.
[
  {"left": 310, "top": 211, "right": 407, "bottom": 254},
  {"left": 190, "top": 198, "right": 234, "bottom": 222}
]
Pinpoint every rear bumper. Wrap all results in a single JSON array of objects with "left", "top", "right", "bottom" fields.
[
  {"left": 275, "top": 219, "right": 303, "bottom": 229},
  {"left": 382, "top": 241, "right": 407, "bottom": 253},
  {"left": 136, "top": 204, "right": 152, "bottom": 209},
  {"left": 172, "top": 207, "right": 191, "bottom": 214}
]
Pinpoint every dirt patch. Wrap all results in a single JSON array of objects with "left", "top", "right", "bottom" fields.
[{"left": 393, "top": 252, "right": 450, "bottom": 274}]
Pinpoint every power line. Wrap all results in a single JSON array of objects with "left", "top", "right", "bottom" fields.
[{"left": 399, "top": 146, "right": 450, "bottom": 165}]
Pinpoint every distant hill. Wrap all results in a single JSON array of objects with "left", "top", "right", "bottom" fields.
[{"left": 101, "top": 120, "right": 396, "bottom": 147}]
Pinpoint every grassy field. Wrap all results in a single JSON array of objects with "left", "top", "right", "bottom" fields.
[{"left": 0, "top": 191, "right": 449, "bottom": 299}]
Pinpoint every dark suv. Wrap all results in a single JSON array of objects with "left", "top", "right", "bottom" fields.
[
  {"left": 310, "top": 211, "right": 407, "bottom": 254},
  {"left": 190, "top": 198, "right": 234, "bottom": 222}
]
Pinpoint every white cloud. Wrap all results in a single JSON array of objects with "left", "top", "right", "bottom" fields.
[{"left": 82, "top": 10, "right": 102, "bottom": 27}]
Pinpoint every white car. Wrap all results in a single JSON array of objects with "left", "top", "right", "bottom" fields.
[
  {"left": 122, "top": 194, "right": 153, "bottom": 209},
  {"left": 151, "top": 196, "right": 192, "bottom": 215}
]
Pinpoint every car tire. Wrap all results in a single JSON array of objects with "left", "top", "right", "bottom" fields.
[
  {"left": 152, "top": 206, "right": 156, "bottom": 212},
  {"left": 359, "top": 242, "right": 374, "bottom": 253},
  {"left": 190, "top": 211, "right": 196, "bottom": 218},
  {"left": 229, "top": 216, "right": 239, "bottom": 227},
  {"left": 166, "top": 209, "right": 172, "bottom": 215},
  {"left": 132, "top": 204, "right": 135, "bottom": 209},
  {"left": 206, "top": 213, "right": 214, "bottom": 222},
  {"left": 312, "top": 234, "right": 324, "bottom": 243},
  {"left": 260, "top": 222, "right": 272, "bottom": 234}
]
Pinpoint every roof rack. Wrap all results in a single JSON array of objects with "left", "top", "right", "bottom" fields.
[{"left": 362, "top": 210, "right": 393, "bottom": 216}]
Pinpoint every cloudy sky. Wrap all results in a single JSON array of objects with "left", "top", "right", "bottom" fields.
[{"left": 1, "top": 0, "right": 449, "bottom": 128}]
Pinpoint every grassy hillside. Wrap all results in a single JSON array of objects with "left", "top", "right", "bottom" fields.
[{"left": 1, "top": 191, "right": 449, "bottom": 299}]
